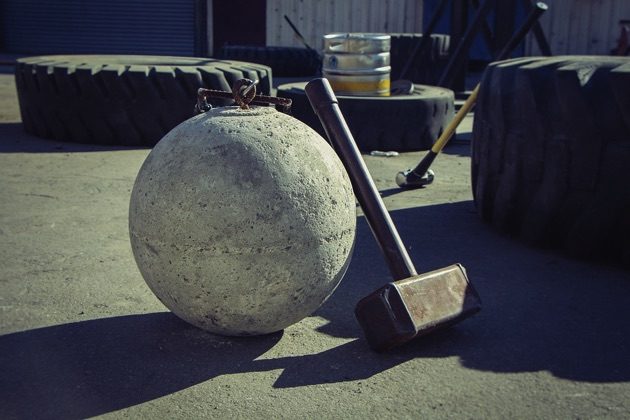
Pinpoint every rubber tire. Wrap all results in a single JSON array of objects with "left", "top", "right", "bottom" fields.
[
  {"left": 14, "top": 55, "right": 273, "bottom": 146},
  {"left": 471, "top": 56, "right": 630, "bottom": 264},
  {"left": 218, "top": 46, "right": 321, "bottom": 77},
  {"left": 390, "top": 33, "right": 450, "bottom": 85},
  {"left": 277, "top": 82, "right": 454, "bottom": 152}
]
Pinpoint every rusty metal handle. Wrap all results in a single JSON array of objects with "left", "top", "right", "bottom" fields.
[
  {"left": 305, "top": 78, "right": 417, "bottom": 281},
  {"left": 195, "top": 79, "right": 292, "bottom": 114}
]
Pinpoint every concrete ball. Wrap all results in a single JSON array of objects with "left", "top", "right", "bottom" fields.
[{"left": 129, "top": 106, "right": 356, "bottom": 336}]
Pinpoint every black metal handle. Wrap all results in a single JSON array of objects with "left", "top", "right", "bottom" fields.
[
  {"left": 398, "top": 0, "right": 449, "bottom": 81},
  {"left": 495, "top": 2, "right": 548, "bottom": 60},
  {"left": 305, "top": 79, "right": 417, "bottom": 281},
  {"left": 284, "top": 14, "right": 317, "bottom": 54},
  {"left": 438, "top": 0, "right": 495, "bottom": 88}
]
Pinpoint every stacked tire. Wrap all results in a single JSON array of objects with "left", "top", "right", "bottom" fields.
[
  {"left": 277, "top": 82, "right": 454, "bottom": 152},
  {"left": 217, "top": 45, "right": 321, "bottom": 77},
  {"left": 15, "top": 55, "right": 273, "bottom": 146},
  {"left": 390, "top": 33, "right": 450, "bottom": 85},
  {"left": 472, "top": 56, "right": 630, "bottom": 264}
]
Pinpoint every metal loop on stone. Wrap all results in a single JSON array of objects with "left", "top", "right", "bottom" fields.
[
  {"left": 232, "top": 79, "right": 258, "bottom": 109},
  {"left": 195, "top": 79, "right": 293, "bottom": 114}
]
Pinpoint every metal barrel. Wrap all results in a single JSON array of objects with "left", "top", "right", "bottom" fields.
[
  {"left": 323, "top": 33, "right": 390, "bottom": 53},
  {"left": 323, "top": 33, "right": 391, "bottom": 96},
  {"left": 322, "top": 52, "right": 390, "bottom": 71}
]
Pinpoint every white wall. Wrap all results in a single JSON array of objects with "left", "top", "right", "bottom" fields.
[
  {"left": 266, "top": 0, "right": 424, "bottom": 50},
  {"left": 526, "top": 0, "right": 630, "bottom": 55},
  {"left": 207, "top": 0, "right": 630, "bottom": 58}
]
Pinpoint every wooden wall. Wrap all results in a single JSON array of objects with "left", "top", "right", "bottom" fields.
[
  {"left": 207, "top": 0, "right": 630, "bottom": 57},
  {"left": 266, "top": 0, "right": 424, "bottom": 50},
  {"left": 526, "top": 0, "right": 630, "bottom": 55}
]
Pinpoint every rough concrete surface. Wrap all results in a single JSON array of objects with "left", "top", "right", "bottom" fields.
[
  {"left": 130, "top": 107, "right": 356, "bottom": 335},
  {"left": 1, "top": 71, "right": 630, "bottom": 419}
]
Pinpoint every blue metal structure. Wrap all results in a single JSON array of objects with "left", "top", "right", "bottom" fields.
[
  {"left": 1, "top": 0, "right": 200, "bottom": 56},
  {"left": 423, "top": 0, "right": 528, "bottom": 62}
]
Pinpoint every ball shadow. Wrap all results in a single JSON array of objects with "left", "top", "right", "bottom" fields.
[
  {"left": 0, "top": 312, "right": 281, "bottom": 419},
  {"left": 0, "top": 123, "right": 148, "bottom": 153}
]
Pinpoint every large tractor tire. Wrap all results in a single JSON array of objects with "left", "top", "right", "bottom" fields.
[
  {"left": 472, "top": 56, "right": 630, "bottom": 264},
  {"left": 277, "top": 82, "right": 454, "bottom": 152},
  {"left": 15, "top": 55, "right": 273, "bottom": 146}
]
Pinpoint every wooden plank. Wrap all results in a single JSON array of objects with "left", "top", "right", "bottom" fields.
[
  {"left": 606, "top": 0, "right": 621, "bottom": 54},
  {"left": 352, "top": 0, "right": 369, "bottom": 32},
  {"left": 611, "top": 0, "right": 630, "bottom": 54},
  {"left": 558, "top": 0, "right": 572, "bottom": 54},
  {"left": 523, "top": 0, "right": 630, "bottom": 56},
  {"left": 370, "top": 0, "right": 381, "bottom": 32},
  {"left": 266, "top": 0, "right": 278, "bottom": 46},
  {"left": 577, "top": 0, "right": 591, "bottom": 54},
  {"left": 207, "top": 0, "right": 214, "bottom": 56},
  {"left": 417, "top": 0, "right": 425, "bottom": 33},
  {"left": 313, "top": 0, "right": 328, "bottom": 49},
  {"left": 264, "top": 0, "right": 430, "bottom": 49},
  {"left": 401, "top": 0, "right": 413, "bottom": 32},
  {"left": 590, "top": 0, "right": 606, "bottom": 54},
  {"left": 406, "top": 0, "right": 416, "bottom": 33}
]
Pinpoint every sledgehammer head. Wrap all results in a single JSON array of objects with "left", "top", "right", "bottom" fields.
[{"left": 355, "top": 264, "right": 481, "bottom": 352}]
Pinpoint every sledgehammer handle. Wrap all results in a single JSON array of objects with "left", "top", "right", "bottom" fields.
[
  {"left": 402, "top": 1, "right": 549, "bottom": 186},
  {"left": 306, "top": 78, "right": 418, "bottom": 280}
]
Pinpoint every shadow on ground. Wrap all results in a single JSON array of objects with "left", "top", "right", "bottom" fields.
[
  {"left": 0, "top": 314, "right": 284, "bottom": 419},
  {"left": 2, "top": 201, "right": 629, "bottom": 418},
  {"left": 314, "top": 200, "right": 630, "bottom": 383},
  {"left": 440, "top": 142, "right": 472, "bottom": 157},
  {"left": 0, "top": 312, "right": 461, "bottom": 419},
  {"left": 0, "top": 123, "right": 148, "bottom": 153}
]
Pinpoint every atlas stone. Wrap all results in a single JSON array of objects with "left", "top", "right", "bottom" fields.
[{"left": 129, "top": 106, "right": 356, "bottom": 336}]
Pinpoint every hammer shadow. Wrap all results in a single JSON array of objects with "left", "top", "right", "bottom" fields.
[
  {"left": 0, "top": 311, "right": 446, "bottom": 418},
  {"left": 0, "top": 212, "right": 474, "bottom": 418},
  {"left": 315, "top": 201, "right": 630, "bottom": 384},
  {"left": 0, "top": 310, "right": 464, "bottom": 420}
]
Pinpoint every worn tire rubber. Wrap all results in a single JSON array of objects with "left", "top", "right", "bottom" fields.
[
  {"left": 472, "top": 56, "right": 630, "bottom": 264},
  {"left": 218, "top": 46, "right": 321, "bottom": 77},
  {"left": 14, "top": 55, "right": 273, "bottom": 146},
  {"left": 390, "top": 33, "right": 450, "bottom": 85},
  {"left": 277, "top": 82, "right": 454, "bottom": 152}
]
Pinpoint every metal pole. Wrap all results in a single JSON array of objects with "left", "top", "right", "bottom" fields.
[
  {"left": 521, "top": 0, "right": 552, "bottom": 55},
  {"left": 398, "top": 2, "right": 549, "bottom": 189},
  {"left": 398, "top": 0, "right": 449, "bottom": 81},
  {"left": 438, "top": 0, "right": 494, "bottom": 88},
  {"left": 305, "top": 79, "right": 418, "bottom": 281}
]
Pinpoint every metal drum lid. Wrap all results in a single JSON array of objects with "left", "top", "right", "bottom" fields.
[
  {"left": 323, "top": 33, "right": 391, "bottom": 54},
  {"left": 323, "top": 52, "right": 390, "bottom": 72}
]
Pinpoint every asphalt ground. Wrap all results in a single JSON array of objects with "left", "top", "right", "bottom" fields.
[{"left": 1, "top": 71, "right": 629, "bottom": 419}]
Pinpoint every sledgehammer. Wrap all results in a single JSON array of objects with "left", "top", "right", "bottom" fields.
[
  {"left": 396, "top": 1, "right": 549, "bottom": 189},
  {"left": 306, "top": 79, "right": 482, "bottom": 352}
]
